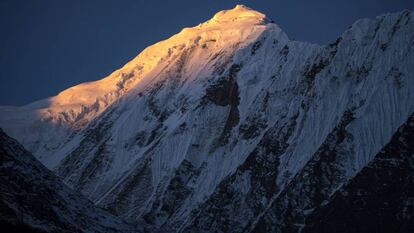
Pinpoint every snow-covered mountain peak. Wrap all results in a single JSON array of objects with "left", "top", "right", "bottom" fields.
[
  {"left": 0, "top": 5, "right": 286, "bottom": 162},
  {"left": 129, "top": 4, "right": 276, "bottom": 67},
  {"left": 211, "top": 4, "right": 268, "bottom": 24},
  {"left": 1, "top": 8, "right": 414, "bottom": 232}
]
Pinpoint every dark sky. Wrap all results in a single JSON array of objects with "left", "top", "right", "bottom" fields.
[{"left": 0, "top": 0, "right": 412, "bottom": 106}]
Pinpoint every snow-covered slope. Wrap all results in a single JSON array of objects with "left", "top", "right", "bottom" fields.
[
  {"left": 0, "top": 129, "right": 137, "bottom": 233},
  {"left": 300, "top": 112, "right": 414, "bottom": 233},
  {"left": 0, "top": 4, "right": 274, "bottom": 166},
  {"left": 0, "top": 5, "right": 413, "bottom": 233}
]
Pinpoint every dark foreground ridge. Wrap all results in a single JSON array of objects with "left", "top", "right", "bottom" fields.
[{"left": 0, "top": 129, "right": 137, "bottom": 233}]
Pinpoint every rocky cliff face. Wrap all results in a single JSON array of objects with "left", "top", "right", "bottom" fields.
[
  {"left": 301, "top": 113, "right": 414, "bottom": 233},
  {"left": 0, "top": 5, "right": 413, "bottom": 233},
  {"left": 0, "top": 129, "right": 137, "bottom": 232}
]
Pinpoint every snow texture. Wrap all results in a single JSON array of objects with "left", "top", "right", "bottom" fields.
[
  {"left": 0, "top": 129, "right": 138, "bottom": 232},
  {"left": 0, "top": 5, "right": 413, "bottom": 233}
]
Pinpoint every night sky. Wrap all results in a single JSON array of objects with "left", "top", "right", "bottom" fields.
[{"left": 1, "top": 0, "right": 412, "bottom": 106}]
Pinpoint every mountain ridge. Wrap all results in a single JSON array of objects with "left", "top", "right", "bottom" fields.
[
  {"left": 0, "top": 5, "right": 285, "bottom": 167},
  {"left": 0, "top": 6, "right": 413, "bottom": 233},
  {"left": 0, "top": 129, "right": 137, "bottom": 232}
]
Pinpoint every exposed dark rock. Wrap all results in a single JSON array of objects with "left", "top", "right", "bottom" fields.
[
  {"left": 182, "top": 113, "right": 298, "bottom": 233},
  {"left": 252, "top": 109, "right": 356, "bottom": 233},
  {"left": 303, "top": 113, "right": 414, "bottom": 233},
  {"left": 103, "top": 158, "right": 153, "bottom": 219},
  {"left": 251, "top": 37, "right": 266, "bottom": 55},
  {"left": 280, "top": 45, "right": 289, "bottom": 56},
  {"left": 239, "top": 116, "right": 267, "bottom": 140},
  {"left": 203, "top": 64, "right": 242, "bottom": 146},
  {"left": 56, "top": 110, "right": 115, "bottom": 195},
  {"left": 143, "top": 160, "right": 202, "bottom": 231},
  {"left": 386, "top": 66, "right": 404, "bottom": 89},
  {"left": 0, "top": 129, "right": 135, "bottom": 233},
  {"left": 204, "top": 64, "right": 241, "bottom": 107},
  {"left": 346, "top": 63, "right": 372, "bottom": 83}
]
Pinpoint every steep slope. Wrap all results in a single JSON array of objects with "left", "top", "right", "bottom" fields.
[
  {"left": 0, "top": 129, "right": 136, "bottom": 233},
  {"left": 179, "top": 10, "right": 414, "bottom": 233},
  {"left": 0, "top": 4, "right": 274, "bottom": 167},
  {"left": 0, "top": 5, "right": 413, "bottom": 233},
  {"left": 301, "top": 113, "right": 414, "bottom": 233}
]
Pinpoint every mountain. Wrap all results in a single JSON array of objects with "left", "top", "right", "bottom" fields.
[
  {"left": 301, "top": 113, "right": 414, "bottom": 233},
  {"left": 1, "top": 5, "right": 413, "bottom": 233},
  {"left": 0, "top": 129, "right": 137, "bottom": 232}
]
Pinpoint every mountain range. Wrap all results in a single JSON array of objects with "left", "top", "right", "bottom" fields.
[{"left": 0, "top": 5, "right": 413, "bottom": 233}]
